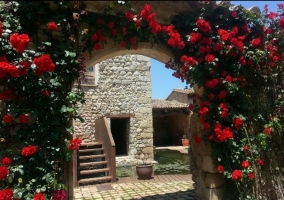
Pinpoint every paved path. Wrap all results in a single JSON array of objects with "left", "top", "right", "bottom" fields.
[{"left": 73, "top": 174, "right": 197, "bottom": 200}]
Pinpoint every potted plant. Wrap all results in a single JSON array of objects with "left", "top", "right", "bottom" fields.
[
  {"left": 181, "top": 134, "right": 189, "bottom": 146},
  {"left": 136, "top": 162, "right": 153, "bottom": 180},
  {"left": 181, "top": 124, "right": 190, "bottom": 146}
]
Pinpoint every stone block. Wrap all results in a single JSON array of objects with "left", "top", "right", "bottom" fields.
[
  {"left": 203, "top": 156, "right": 218, "bottom": 173},
  {"left": 204, "top": 187, "right": 224, "bottom": 200},
  {"left": 142, "top": 147, "right": 153, "bottom": 154},
  {"left": 205, "top": 173, "right": 225, "bottom": 188}
]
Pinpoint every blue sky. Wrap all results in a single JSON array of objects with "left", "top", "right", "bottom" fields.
[{"left": 150, "top": 1, "right": 282, "bottom": 99}]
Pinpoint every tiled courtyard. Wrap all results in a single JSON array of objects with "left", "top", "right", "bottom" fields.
[{"left": 73, "top": 175, "right": 196, "bottom": 200}]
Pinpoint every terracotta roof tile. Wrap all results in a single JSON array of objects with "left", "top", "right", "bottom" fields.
[{"left": 152, "top": 99, "right": 188, "bottom": 109}]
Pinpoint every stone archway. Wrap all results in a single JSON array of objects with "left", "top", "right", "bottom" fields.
[
  {"left": 75, "top": 48, "right": 225, "bottom": 200},
  {"left": 72, "top": 1, "right": 263, "bottom": 199}
]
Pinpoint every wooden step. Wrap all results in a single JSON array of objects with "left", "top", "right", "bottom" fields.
[
  {"left": 79, "top": 148, "right": 104, "bottom": 153},
  {"left": 78, "top": 176, "right": 112, "bottom": 184},
  {"left": 79, "top": 154, "right": 106, "bottom": 160},
  {"left": 79, "top": 161, "right": 107, "bottom": 167},
  {"left": 80, "top": 168, "right": 110, "bottom": 175},
  {"left": 80, "top": 142, "right": 102, "bottom": 147}
]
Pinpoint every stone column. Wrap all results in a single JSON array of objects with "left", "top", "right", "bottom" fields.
[{"left": 189, "top": 104, "right": 225, "bottom": 199}]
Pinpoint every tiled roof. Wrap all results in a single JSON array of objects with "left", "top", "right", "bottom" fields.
[
  {"left": 152, "top": 99, "right": 188, "bottom": 109},
  {"left": 173, "top": 88, "right": 195, "bottom": 95}
]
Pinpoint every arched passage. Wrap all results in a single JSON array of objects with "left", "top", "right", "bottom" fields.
[
  {"left": 83, "top": 42, "right": 174, "bottom": 70},
  {"left": 74, "top": 44, "right": 223, "bottom": 199}
]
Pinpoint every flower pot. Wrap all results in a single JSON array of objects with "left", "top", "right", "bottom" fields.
[
  {"left": 136, "top": 164, "right": 153, "bottom": 180},
  {"left": 181, "top": 139, "right": 189, "bottom": 146}
]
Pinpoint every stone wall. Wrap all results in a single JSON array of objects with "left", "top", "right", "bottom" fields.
[
  {"left": 189, "top": 112, "right": 225, "bottom": 200},
  {"left": 74, "top": 55, "right": 154, "bottom": 166}
]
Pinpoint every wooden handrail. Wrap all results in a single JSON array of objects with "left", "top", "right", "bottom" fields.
[{"left": 95, "top": 117, "right": 116, "bottom": 182}]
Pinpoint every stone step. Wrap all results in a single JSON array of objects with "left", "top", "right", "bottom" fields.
[
  {"left": 80, "top": 168, "right": 110, "bottom": 175},
  {"left": 79, "top": 148, "right": 104, "bottom": 153},
  {"left": 79, "top": 154, "right": 106, "bottom": 160},
  {"left": 78, "top": 176, "right": 112, "bottom": 184},
  {"left": 79, "top": 161, "right": 108, "bottom": 167}
]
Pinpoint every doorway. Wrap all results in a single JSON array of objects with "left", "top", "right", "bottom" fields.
[{"left": 110, "top": 118, "right": 129, "bottom": 156}]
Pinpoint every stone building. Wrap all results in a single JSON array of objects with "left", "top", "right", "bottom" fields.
[
  {"left": 74, "top": 54, "right": 154, "bottom": 166},
  {"left": 166, "top": 88, "right": 195, "bottom": 104}
]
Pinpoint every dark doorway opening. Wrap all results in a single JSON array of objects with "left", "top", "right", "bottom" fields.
[{"left": 110, "top": 118, "right": 129, "bottom": 156}]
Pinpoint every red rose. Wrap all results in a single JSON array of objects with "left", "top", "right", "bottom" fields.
[
  {"left": 203, "top": 122, "right": 210, "bottom": 129},
  {"left": 233, "top": 117, "right": 243, "bottom": 129},
  {"left": 34, "top": 192, "right": 45, "bottom": 200},
  {"left": 47, "top": 22, "right": 58, "bottom": 31},
  {"left": 249, "top": 172, "right": 255, "bottom": 179},
  {"left": 242, "top": 160, "right": 249, "bottom": 168},
  {"left": 278, "top": 17, "right": 284, "bottom": 29},
  {"left": 265, "top": 127, "right": 272, "bottom": 135},
  {"left": 0, "top": 166, "right": 8, "bottom": 180},
  {"left": 243, "top": 146, "right": 249, "bottom": 152},
  {"left": 68, "top": 138, "right": 82, "bottom": 150},
  {"left": 91, "top": 34, "right": 99, "bottom": 41},
  {"left": 130, "top": 37, "right": 137, "bottom": 45},
  {"left": 108, "top": 21, "right": 115, "bottom": 29},
  {"left": 0, "top": 188, "right": 13, "bottom": 200},
  {"left": 20, "top": 114, "right": 29, "bottom": 124},
  {"left": 33, "top": 54, "right": 56, "bottom": 73},
  {"left": 217, "top": 165, "right": 224, "bottom": 173},
  {"left": 218, "top": 90, "right": 227, "bottom": 99},
  {"left": 135, "top": 19, "right": 141, "bottom": 27},
  {"left": 9, "top": 33, "right": 30, "bottom": 53},
  {"left": 196, "top": 19, "right": 211, "bottom": 33},
  {"left": 205, "top": 54, "right": 214, "bottom": 63},
  {"left": 3, "top": 114, "right": 13, "bottom": 123},
  {"left": 251, "top": 38, "right": 261, "bottom": 48},
  {"left": 1, "top": 157, "right": 12, "bottom": 166},
  {"left": 194, "top": 136, "right": 202, "bottom": 144},
  {"left": 21, "top": 145, "right": 37, "bottom": 157},
  {"left": 232, "top": 169, "right": 242, "bottom": 181},
  {"left": 258, "top": 159, "right": 264, "bottom": 166},
  {"left": 231, "top": 11, "right": 237, "bottom": 18},
  {"left": 125, "top": 12, "right": 134, "bottom": 21},
  {"left": 41, "top": 90, "right": 50, "bottom": 96},
  {"left": 94, "top": 43, "right": 101, "bottom": 50},
  {"left": 120, "top": 41, "right": 126, "bottom": 48}
]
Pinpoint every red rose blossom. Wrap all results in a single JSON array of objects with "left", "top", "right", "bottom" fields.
[
  {"left": 232, "top": 169, "right": 242, "bottom": 181},
  {"left": 68, "top": 138, "right": 82, "bottom": 150},
  {"left": 242, "top": 160, "right": 249, "bottom": 168},
  {"left": 231, "top": 11, "right": 237, "bottom": 18},
  {"left": 217, "top": 165, "right": 224, "bottom": 173},
  {"left": 243, "top": 146, "right": 249, "bottom": 152},
  {"left": 0, "top": 188, "right": 13, "bottom": 200},
  {"left": 205, "top": 54, "right": 215, "bottom": 62},
  {"left": 265, "top": 127, "right": 272, "bottom": 135},
  {"left": 20, "top": 114, "right": 29, "bottom": 124},
  {"left": 21, "top": 145, "right": 37, "bottom": 157},
  {"left": 196, "top": 19, "right": 211, "bottom": 33},
  {"left": 1, "top": 157, "right": 12, "bottom": 166},
  {"left": 3, "top": 114, "right": 13, "bottom": 123},
  {"left": 120, "top": 41, "right": 126, "bottom": 48},
  {"left": 233, "top": 117, "right": 243, "bottom": 129},
  {"left": 9, "top": 33, "right": 30, "bottom": 53},
  {"left": 258, "top": 159, "right": 264, "bottom": 166},
  {"left": 34, "top": 192, "right": 45, "bottom": 200},
  {"left": 0, "top": 165, "right": 8, "bottom": 180},
  {"left": 249, "top": 172, "right": 255, "bottom": 179},
  {"left": 47, "top": 22, "right": 58, "bottom": 31},
  {"left": 33, "top": 54, "right": 56, "bottom": 74}
]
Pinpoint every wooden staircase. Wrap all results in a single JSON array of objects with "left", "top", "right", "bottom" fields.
[
  {"left": 73, "top": 117, "right": 116, "bottom": 186},
  {"left": 75, "top": 142, "right": 112, "bottom": 185}
]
